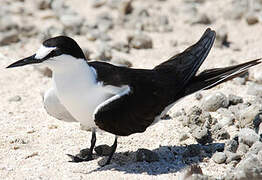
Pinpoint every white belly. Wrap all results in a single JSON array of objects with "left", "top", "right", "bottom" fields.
[{"left": 54, "top": 79, "right": 110, "bottom": 129}]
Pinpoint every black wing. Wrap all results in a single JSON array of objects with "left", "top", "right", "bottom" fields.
[
  {"left": 89, "top": 61, "right": 168, "bottom": 136},
  {"left": 154, "top": 28, "right": 216, "bottom": 87}
]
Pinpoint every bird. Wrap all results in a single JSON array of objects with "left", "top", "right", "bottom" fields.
[{"left": 6, "top": 28, "right": 262, "bottom": 166}]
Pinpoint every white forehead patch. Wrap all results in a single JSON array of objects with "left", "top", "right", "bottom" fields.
[{"left": 35, "top": 45, "right": 56, "bottom": 59}]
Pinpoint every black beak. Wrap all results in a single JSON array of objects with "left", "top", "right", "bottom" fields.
[{"left": 6, "top": 54, "right": 39, "bottom": 68}]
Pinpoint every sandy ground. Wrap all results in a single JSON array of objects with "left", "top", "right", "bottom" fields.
[{"left": 1, "top": 0, "right": 262, "bottom": 179}]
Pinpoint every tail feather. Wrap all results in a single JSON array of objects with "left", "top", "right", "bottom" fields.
[{"left": 184, "top": 58, "right": 262, "bottom": 95}]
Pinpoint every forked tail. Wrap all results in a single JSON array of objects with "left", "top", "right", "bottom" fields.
[{"left": 184, "top": 58, "right": 262, "bottom": 95}]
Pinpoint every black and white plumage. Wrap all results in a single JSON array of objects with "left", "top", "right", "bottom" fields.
[{"left": 7, "top": 28, "right": 262, "bottom": 165}]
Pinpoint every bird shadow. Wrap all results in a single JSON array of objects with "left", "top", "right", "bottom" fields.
[{"left": 88, "top": 142, "right": 225, "bottom": 175}]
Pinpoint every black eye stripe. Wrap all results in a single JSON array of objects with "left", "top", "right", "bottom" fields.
[{"left": 42, "top": 49, "right": 63, "bottom": 60}]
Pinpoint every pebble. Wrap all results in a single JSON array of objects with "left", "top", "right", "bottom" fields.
[
  {"left": 232, "top": 77, "right": 246, "bottom": 85},
  {"left": 239, "top": 105, "right": 261, "bottom": 128},
  {"left": 228, "top": 94, "right": 243, "bottom": 106},
  {"left": 39, "top": 26, "right": 64, "bottom": 41},
  {"left": 192, "top": 127, "right": 212, "bottom": 145},
  {"left": 37, "top": 0, "right": 52, "bottom": 10},
  {"left": 238, "top": 128, "right": 260, "bottom": 147},
  {"left": 235, "top": 154, "right": 262, "bottom": 179},
  {"left": 217, "top": 108, "right": 235, "bottom": 127},
  {"left": 224, "top": 139, "right": 238, "bottom": 153},
  {"left": 211, "top": 124, "right": 230, "bottom": 140},
  {"left": 94, "top": 43, "right": 112, "bottom": 61},
  {"left": 225, "top": 151, "right": 241, "bottom": 163},
  {"left": 0, "top": 30, "right": 20, "bottom": 46},
  {"left": 215, "top": 26, "right": 230, "bottom": 48},
  {"left": 195, "top": 92, "right": 203, "bottom": 100},
  {"left": 247, "top": 83, "right": 262, "bottom": 97},
  {"left": 202, "top": 92, "right": 229, "bottom": 112},
  {"left": 253, "top": 69, "right": 262, "bottom": 83},
  {"left": 60, "top": 13, "right": 84, "bottom": 35},
  {"left": 136, "top": 148, "right": 159, "bottom": 162},
  {"left": 179, "top": 133, "right": 190, "bottom": 142},
  {"left": 111, "top": 57, "right": 132, "bottom": 67},
  {"left": 119, "top": 0, "right": 133, "bottom": 15},
  {"left": 127, "top": 33, "right": 153, "bottom": 49},
  {"left": 91, "top": 0, "right": 107, "bottom": 8},
  {"left": 34, "top": 67, "right": 52, "bottom": 77},
  {"left": 224, "top": 0, "right": 248, "bottom": 20},
  {"left": 8, "top": 95, "right": 21, "bottom": 102},
  {"left": 249, "top": 141, "right": 262, "bottom": 155},
  {"left": 112, "top": 41, "right": 130, "bottom": 53},
  {"left": 212, "top": 152, "right": 227, "bottom": 164},
  {"left": 237, "top": 143, "right": 249, "bottom": 156},
  {"left": 191, "top": 13, "right": 212, "bottom": 25},
  {"left": 246, "top": 13, "right": 259, "bottom": 25}
]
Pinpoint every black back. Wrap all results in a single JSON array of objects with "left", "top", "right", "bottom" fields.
[{"left": 43, "top": 36, "right": 86, "bottom": 59}]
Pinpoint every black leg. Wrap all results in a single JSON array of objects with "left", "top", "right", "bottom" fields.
[
  {"left": 67, "top": 128, "right": 96, "bottom": 163},
  {"left": 100, "top": 136, "right": 118, "bottom": 166}
]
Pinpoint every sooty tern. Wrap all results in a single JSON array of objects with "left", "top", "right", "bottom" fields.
[{"left": 7, "top": 28, "right": 262, "bottom": 166}]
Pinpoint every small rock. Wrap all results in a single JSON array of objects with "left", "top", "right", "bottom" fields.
[
  {"left": 112, "top": 41, "right": 130, "bottom": 53},
  {"left": 179, "top": 133, "right": 190, "bottom": 142},
  {"left": 202, "top": 92, "right": 229, "bottom": 112},
  {"left": 211, "top": 124, "right": 230, "bottom": 140},
  {"left": 228, "top": 94, "right": 243, "bottom": 106},
  {"left": 191, "top": 13, "right": 212, "bottom": 25},
  {"left": 192, "top": 127, "right": 212, "bottom": 145},
  {"left": 37, "top": 0, "right": 52, "bottom": 10},
  {"left": 236, "top": 154, "right": 262, "bottom": 179},
  {"left": 253, "top": 69, "right": 262, "bottom": 84},
  {"left": 195, "top": 92, "right": 203, "bottom": 100},
  {"left": 95, "top": 145, "right": 112, "bottom": 156},
  {"left": 232, "top": 77, "right": 246, "bottom": 85},
  {"left": 39, "top": 26, "right": 64, "bottom": 41},
  {"left": 247, "top": 83, "right": 262, "bottom": 97},
  {"left": 34, "top": 67, "right": 52, "bottom": 77},
  {"left": 246, "top": 13, "right": 259, "bottom": 25},
  {"left": 119, "top": 0, "right": 133, "bottom": 15},
  {"left": 225, "top": 139, "right": 239, "bottom": 153},
  {"left": 212, "top": 152, "right": 227, "bottom": 164},
  {"left": 8, "top": 95, "right": 21, "bottom": 102},
  {"left": 60, "top": 13, "right": 84, "bottom": 35},
  {"left": 238, "top": 128, "right": 260, "bottom": 147},
  {"left": 91, "top": 0, "right": 107, "bottom": 8},
  {"left": 94, "top": 43, "right": 112, "bottom": 61},
  {"left": 215, "top": 26, "right": 230, "bottom": 48},
  {"left": 136, "top": 148, "right": 159, "bottom": 162},
  {"left": 217, "top": 108, "right": 235, "bottom": 126},
  {"left": 0, "top": 16, "right": 19, "bottom": 32},
  {"left": 239, "top": 104, "right": 261, "bottom": 128},
  {"left": 128, "top": 33, "right": 153, "bottom": 49},
  {"left": 225, "top": 151, "right": 241, "bottom": 163},
  {"left": 228, "top": 103, "right": 249, "bottom": 120},
  {"left": 0, "top": 30, "right": 20, "bottom": 46},
  {"left": 111, "top": 57, "right": 132, "bottom": 67},
  {"left": 25, "top": 152, "right": 39, "bottom": 159},
  {"left": 249, "top": 141, "right": 262, "bottom": 155},
  {"left": 237, "top": 143, "right": 249, "bottom": 156}
]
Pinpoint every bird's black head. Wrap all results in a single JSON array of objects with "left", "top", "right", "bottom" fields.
[{"left": 7, "top": 36, "right": 86, "bottom": 68}]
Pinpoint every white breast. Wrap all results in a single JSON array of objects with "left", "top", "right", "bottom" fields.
[{"left": 43, "top": 56, "right": 101, "bottom": 129}]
